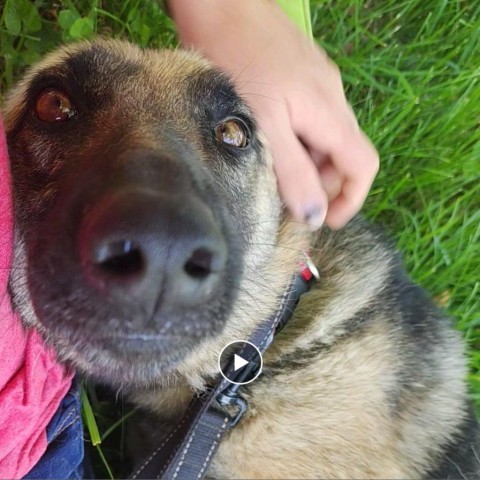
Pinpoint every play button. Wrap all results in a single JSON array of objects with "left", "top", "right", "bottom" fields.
[{"left": 218, "top": 340, "right": 263, "bottom": 385}]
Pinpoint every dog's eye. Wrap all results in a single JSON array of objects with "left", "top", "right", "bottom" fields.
[
  {"left": 215, "top": 119, "right": 249, "bottom": 149},
  {"left": 34, "top": 89, "right": 75, "bottom": 123}
]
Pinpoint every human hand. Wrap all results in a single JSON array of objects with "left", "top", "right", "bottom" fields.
[{"left": 169, "top": 0, "right": 379, "bottom": 229}]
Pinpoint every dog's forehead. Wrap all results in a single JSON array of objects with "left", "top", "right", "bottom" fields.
[
  {"left": 5, "top": 40, "right": 247, "bottom": 130},
  {"left": 61, "top": 41, "right": 214, "bottom": 95}
]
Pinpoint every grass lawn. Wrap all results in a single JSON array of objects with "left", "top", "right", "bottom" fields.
[
  {"left": 314, "top": 0, "right": 479, "bottom": 397},
  {"left": 1, "top": 0, "right": 479, "bottom": 477}
]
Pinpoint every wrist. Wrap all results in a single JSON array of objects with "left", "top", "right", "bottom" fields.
[{"left": 167, "top": 0, "right": 283, "bottom": 46}]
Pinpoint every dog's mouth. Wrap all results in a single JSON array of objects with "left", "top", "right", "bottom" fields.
[
  {"left": 63, "top": 327, "right": 203, "bottom": 358},
  {"left": 50, "top": 323, "right": 206, "bottom": 388}
]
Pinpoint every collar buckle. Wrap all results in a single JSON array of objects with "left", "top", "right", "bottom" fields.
[{"left": 216, "top": 390, "right": 248, "bottom": 427}]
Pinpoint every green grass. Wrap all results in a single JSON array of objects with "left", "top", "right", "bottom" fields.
[
  {"left": 311, "top": 0, "right": 480, "bottom": 397},
  {"left": 1, "top": 0, "right": 479, "bottom": 477}
]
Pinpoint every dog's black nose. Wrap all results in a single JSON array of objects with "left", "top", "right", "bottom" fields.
[{"left": 79, "top": 190, "right": 227, "bottom": 314}]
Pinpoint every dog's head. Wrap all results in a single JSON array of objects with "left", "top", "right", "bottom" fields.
[{"left": 4, "top": 40, "right": 306, "bottom": 389}]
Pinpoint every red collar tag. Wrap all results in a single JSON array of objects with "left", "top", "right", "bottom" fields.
[{"left": 299, "top": 253, "right": 320, "bottom": 283}]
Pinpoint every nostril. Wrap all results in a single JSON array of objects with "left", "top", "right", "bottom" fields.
[
  {"left": 184, "top": 248, "right": 215, "bottom": 280},
  {"left": 95, "top": 240, "right": 144, "bottom": 276}
]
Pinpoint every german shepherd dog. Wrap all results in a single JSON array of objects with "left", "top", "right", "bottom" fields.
[{"left": 4, "top": 40, "right": 479, "bottom": 478}]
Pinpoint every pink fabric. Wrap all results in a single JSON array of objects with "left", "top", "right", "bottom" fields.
[{"left": 0, "top": 114, "right": 74, "bottom": 478}]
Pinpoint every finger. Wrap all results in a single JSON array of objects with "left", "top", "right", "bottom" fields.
[
  {"left": 290, "top": 96, "right": 379, "bottom": 228},
  {"left": 318, "top": 162, "right": 343, "bottom": 202},
  {"left": 307, "top": 149, "right": 343, "bottom": 200},
  {"left": 324, "top": 131, "right": 379, "bottom": 229},
  {"left": 258, "top": 111, "right": 329, "bottom": 230}
]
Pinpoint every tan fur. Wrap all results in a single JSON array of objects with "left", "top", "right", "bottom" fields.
[{"left": 136, "top": 223, "right": 468, "bottom": 478}]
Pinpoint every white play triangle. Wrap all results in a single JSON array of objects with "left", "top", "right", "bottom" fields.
[{"left": 233, "top": 354, "right": 249, "bottom": 372}]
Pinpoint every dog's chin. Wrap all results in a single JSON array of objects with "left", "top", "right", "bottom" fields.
[{"left": 44, "top": 325, "right": 211, "bottom": 389}]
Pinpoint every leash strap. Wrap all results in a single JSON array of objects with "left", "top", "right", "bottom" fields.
[
  {"left": 133, "top": 259, "right": 318, "bottom": 479},
  {"left": 132, "top": 385, "right": 230, "bottom": 479}
]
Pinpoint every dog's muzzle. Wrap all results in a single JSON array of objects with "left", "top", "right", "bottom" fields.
[{"left": 26, "top": 146, "right": 241, "bottom": 362}]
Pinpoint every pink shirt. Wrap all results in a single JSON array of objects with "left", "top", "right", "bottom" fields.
[{"left": 0, "top": 114, "right": 73, "bottom": 478}]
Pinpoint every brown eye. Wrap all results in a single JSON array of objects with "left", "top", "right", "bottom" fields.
[
  {"left": 214, "top": 119, "right": 249, "bottom": 148},
  {"left": 34, "top": 89, "right": 75, "bottom": 123}
]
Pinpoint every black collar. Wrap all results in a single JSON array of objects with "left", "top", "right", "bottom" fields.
[{"left": 133, "top": 254, "right": 319, "bottom": 479}]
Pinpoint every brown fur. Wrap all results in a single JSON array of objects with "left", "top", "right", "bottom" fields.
[{"left": 4, "top": 39, "right": 478, "bottom": 478}]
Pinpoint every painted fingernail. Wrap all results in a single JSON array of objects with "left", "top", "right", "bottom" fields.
[{"left": 303, "top": 206, "right": 325, "bottom": 230}]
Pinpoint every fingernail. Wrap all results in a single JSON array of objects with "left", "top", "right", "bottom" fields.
[{"left": 303, "top": 206, "right": 325, "bottom": 231}]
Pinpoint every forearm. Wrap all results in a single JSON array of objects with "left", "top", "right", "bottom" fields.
[{"left": 166, "top": 0, "right": 304, "bottom": 76}]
